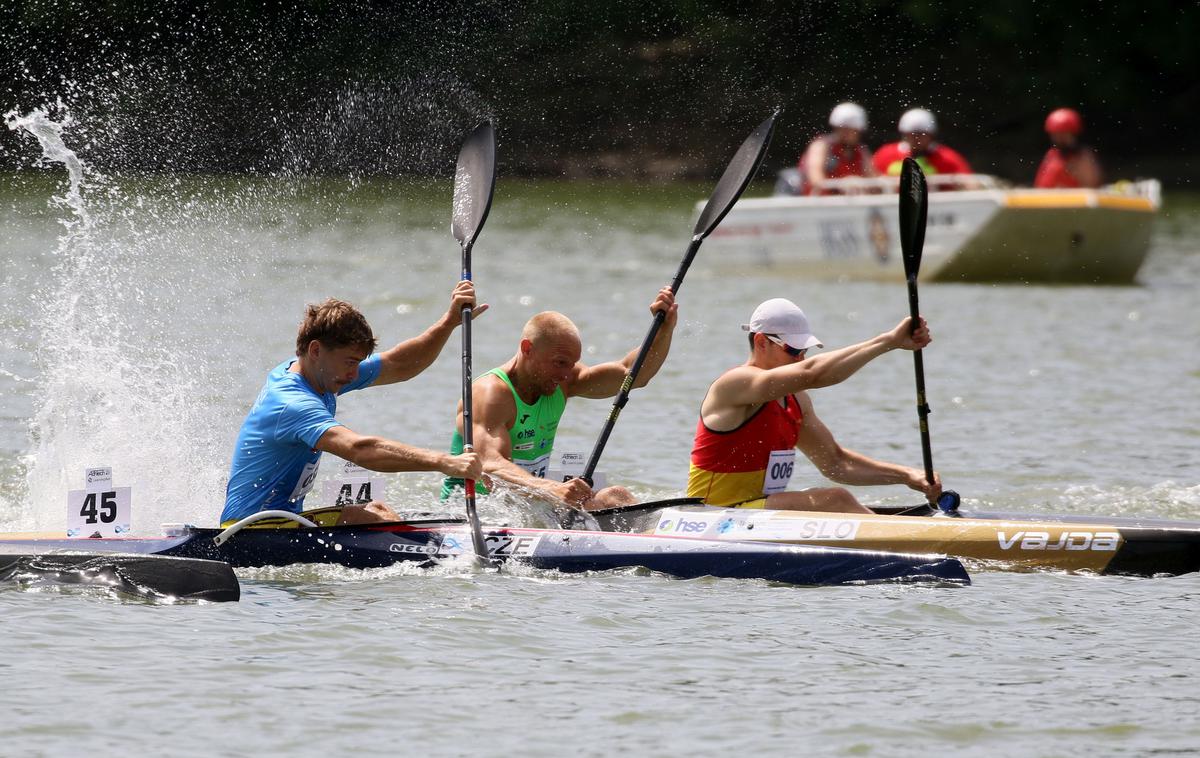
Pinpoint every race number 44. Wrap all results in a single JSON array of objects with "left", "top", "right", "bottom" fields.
[{"left": 323, "top": 460, "right": 386, "bottom": 506}]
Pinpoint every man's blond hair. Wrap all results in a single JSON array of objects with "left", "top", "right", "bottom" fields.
[{"left": 522, "top": 311, "right": 581, "bottom": 347}]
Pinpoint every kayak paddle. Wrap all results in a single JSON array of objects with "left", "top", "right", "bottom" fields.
[
  {"left": 452, "top": 121, "right": 497, "bottom": 566},
  {"left": 898, "top": 157, "right": 959, "bottom": 514},
  {"left": 580, "top": 110, "right": 779, "bottom": 485}
]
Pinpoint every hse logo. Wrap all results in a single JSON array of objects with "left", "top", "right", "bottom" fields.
[
  {"left": 996, "top": 531, "right": 1120, "bottom": 552},
  {"left": 656, "top": 518, "right": 714, "bottom": 535}
]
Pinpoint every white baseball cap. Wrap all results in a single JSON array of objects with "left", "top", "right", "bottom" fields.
[
  {"left": 829, "top": 102, "right": 867, "bottom": 131},
  {"left": 898, "top": 108, "right": 937, "bottom": 135},
  {"left": 741, "top": 298, "right": 823, "bottom": 350}
]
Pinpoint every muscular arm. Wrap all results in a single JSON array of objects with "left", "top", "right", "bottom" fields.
[
  {"left": 794, "top": 395, "right": 941, "bottom": 499},
  {"left": 567, "top": 287, "right": 678, "bottom": 399},
  {"left": 315, "top": 425, "right": 475, "bottom": 478},
  {"left": 709, "top": 318, "right": 927, "bottom": 411},
  {"left": 374, "top": 280, "right": 487, "bottom": 386}
]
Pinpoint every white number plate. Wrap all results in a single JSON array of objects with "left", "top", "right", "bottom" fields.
[
  {"left": 762, "top": 449, "right": 796, "bottom": 495},
  {"left": 67, "top": 487, "right": 132, "bottom": 538}
]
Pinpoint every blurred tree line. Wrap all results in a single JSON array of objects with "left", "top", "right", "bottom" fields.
[{"left": 1, "top": 0, "right": 1195, "bottom": 184}]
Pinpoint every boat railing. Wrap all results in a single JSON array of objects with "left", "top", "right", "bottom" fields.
[{"left": 774, "top": 168, "right": 1008, "bottom": 197}]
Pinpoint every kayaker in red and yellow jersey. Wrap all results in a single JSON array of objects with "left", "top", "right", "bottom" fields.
[
  {"left": 873, "top": 108, "right": 972, "bottom": 178},
  {"left": 687, "top": 298, "right": 941, "bottom": 513},
  {"left": 1034, "top": 107, "right": 1102, "bottom": 189},
  {"left": 797, "top": 102, "right": 878, "bottom": 195}
]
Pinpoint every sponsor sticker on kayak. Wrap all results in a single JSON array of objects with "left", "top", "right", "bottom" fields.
[
  {"left": 653, "top": 510, "right": 732, "bottom": 537},
  {"left": 996, "top": 530, "right": 1120, "bottom": 552},
  {"left": 396, "top": 532, "right": 545, "bottom": 560},
  {"left": 652, "top": 510, "right": 863, "bottom": 541},
  {"left": 740, "top": 514, "right": 862, "bottom": 542}
]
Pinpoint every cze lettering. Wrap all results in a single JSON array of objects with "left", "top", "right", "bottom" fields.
[
  {"left": 996, "top": 531, "right": 1120, "bottom": 552},
  {"left": 80, "top": 491, "right": 118, "bottom": 524},
  {"left": 485, "top": 534, "right": 537, "bottom": 556}
]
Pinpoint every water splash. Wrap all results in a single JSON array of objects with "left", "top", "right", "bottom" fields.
[
  {"left": 5, "top": 105, "right": 91, "bottom": 228},
  {"left": 4, "top": 107, "right": 250, "bottom": 533}
]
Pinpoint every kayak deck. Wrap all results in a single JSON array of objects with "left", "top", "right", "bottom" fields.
[
  {"left": 595, "top": 504, "right": 1200, "bottom": 577},
  {"left": 0, "top": 521, "right": 970, "bottom": 587}
]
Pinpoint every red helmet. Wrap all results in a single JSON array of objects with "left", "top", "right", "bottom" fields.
[{"left": 1045, "top": 108, "right": 1083, "bottom": 135}]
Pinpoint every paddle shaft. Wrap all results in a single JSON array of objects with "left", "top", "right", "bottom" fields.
[
  {"left": 580, "top": 236, "right": 700, "bottom": 484},
  {"left": 459, "top": 243, "right": 491, "bottom": 565},
  {"left": 906, "top": 274, "right": 935, "bottom": 487}
]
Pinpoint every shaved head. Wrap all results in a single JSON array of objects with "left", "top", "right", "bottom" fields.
[{"left": 522, "top": 311, "right": 581, "bottom": 348}]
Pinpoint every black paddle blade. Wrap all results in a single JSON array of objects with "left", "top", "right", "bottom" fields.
[
  {"left": 898, "top": 157, "right": 929, "bottom": 279},
  {"left": 693, "top": 109, "right": 779, "bottom": 240},
  {"left": 452, "top": 121, "right": 497, "bottom": 249}
]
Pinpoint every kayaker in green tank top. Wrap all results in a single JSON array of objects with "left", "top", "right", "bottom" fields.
[
  {"left": 441, "top": 367, "right": 565, "bottom": 496},
  {"left": 443, "top": 287, "right": 679, "bottom": 510}
]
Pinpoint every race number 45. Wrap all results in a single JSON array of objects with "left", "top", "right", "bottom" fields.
[{"left": 67, "top": 466, "right": 132, "bottom": 538}]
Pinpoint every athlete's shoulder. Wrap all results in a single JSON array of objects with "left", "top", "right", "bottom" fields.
[
  {"left": 474, "top": 372, "right": 518, "bottom": 423},
  {"left": 708, "top": 364, "right": 765, "bottom": 399}
]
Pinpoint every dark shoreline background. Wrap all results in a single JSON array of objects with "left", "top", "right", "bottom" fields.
[{"left": 2, "top": 1, "right": 1196, "bottom": 185}]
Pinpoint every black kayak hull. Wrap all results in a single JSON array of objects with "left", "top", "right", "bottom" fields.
[{"left": 1, "top": 521, "right": 970, "bottom": 587}]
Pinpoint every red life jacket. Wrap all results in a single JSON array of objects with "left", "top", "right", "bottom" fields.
[
  {"left": 1034, "top": 147, "right": 1082, "bottom": 188},
  {"left": 873, "top": 142, "right": 972, "bottom": 176},
  {"left": 798, "top": 135, "right": 870, "bottom": 195}
]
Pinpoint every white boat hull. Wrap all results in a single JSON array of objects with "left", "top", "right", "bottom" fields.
[{"left": 702, "top": 179, "right": 1161, "bottom": 284}]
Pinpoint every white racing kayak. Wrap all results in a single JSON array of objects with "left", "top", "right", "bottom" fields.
[{"left": 591, "top": 499, "right": 1200, "bottom": 577}]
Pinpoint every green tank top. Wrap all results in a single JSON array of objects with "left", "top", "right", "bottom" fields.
[{"left": 440, "top": 367, "right": 568, "bottom": 498}]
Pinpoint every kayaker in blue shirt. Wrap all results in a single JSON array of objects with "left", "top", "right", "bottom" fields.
[{"left": 221, "top": 281, "right": 484, "bottom": 527}]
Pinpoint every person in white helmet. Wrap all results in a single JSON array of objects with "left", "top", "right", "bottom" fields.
[
  {"left": 873, "top": 107, "right": 972, "bottom": 177},
  {"left": 686, "top": 298, "right": 942, "bottom": 513},
  {"left": 797, "top": 102, "right": 878, "bottom": 195}
]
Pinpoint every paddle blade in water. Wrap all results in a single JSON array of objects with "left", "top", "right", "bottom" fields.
[
  {"left": 899, "top": 157, "right": 929, "bottom": 278},
  {"left": 452, "top": 121, "right": 496, "bottom": 248},
  {"left": 693, "top": 110, "right": 779, "bottom": 240}
]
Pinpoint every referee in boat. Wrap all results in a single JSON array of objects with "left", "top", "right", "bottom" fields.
[{"left": 220, "top": 282, "right": 484, "bottom": 527}]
